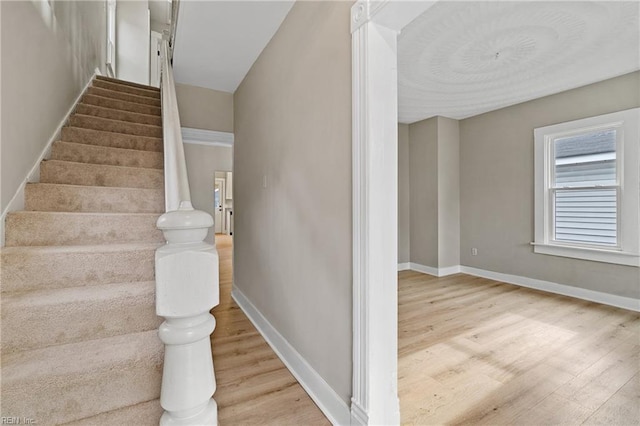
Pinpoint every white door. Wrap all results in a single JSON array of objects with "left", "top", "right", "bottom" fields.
[
  {"left": 149, "top": 31, "right": 162, "bottom": 87},
  {"left": 214, "top": 179, "right": 225, "bottom": 233}
]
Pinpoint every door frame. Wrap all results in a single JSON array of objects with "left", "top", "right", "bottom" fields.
[
  {"left": 350, "top": 1, "right": 437, "bottom": 424},
  {"left": 214, "top": 177, "right": 226, "bottom": 234}
]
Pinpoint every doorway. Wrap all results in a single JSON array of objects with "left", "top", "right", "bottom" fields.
[{"left": 214, "top": 171, "right": 233, "bottom": 236}]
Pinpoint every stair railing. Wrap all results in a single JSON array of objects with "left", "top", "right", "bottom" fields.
[{"left": 155, "top": 34, "right": 220, "bottom": 425}]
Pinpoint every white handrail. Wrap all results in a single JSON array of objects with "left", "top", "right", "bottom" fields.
[
  {"left": 155, "top": 24, "right": 220, "bottom": 425},
  {"left": 160, "top": 39, "right": 190, "bottom": 212}
]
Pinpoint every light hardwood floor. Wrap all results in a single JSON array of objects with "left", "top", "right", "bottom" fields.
[
  {"left": 399, "top": 270, "right": 640, "bottom": 426},
  {"left": 211, "top": 234, "right": 330, "bottom": 425},
  {"left": 211, "top": 236, "right": 638, "bottom": 425}
]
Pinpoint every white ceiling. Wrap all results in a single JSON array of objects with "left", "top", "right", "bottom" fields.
[
  {"left": 398, "top": 1, "right": 640, "bottom": 123},
  {"left": 172, "top": 0, "right": 294, "bottom": 93}
]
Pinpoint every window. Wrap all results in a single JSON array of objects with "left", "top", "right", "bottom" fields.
[{"left": 534, "top": 108, "right": 639, "bottom": 267}]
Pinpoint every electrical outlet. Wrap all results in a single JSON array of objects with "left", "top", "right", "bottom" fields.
[
  {"left": 262, "top": 175, "right": 267, "bottom": 188},
  {"left": 471, "top": 248, "right": 478, "bottom": 256}
]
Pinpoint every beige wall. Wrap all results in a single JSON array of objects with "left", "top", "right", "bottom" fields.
[
  {"left": 175, "top": 82, "right": 235, "bottom": 243},
  {"left": 398, "top": 123, "right": 410, "bottom": 263},
  {"left": 175, "top": 83, "right": 233, "bottom": 132},
  {"left": 1, "top": 0, "right": 106, "bottom": 215},
  {"left": 437, "top": 117, "right": 460, "bottom": 268},
  {"left": 184, "top": 144, "right": 232, "bottom": 244},
  {"left": 460, "top": 71, "right": 640, "bottom": 299},
  {"left": 233, "top": 1, "right": 352, "bottom": 404},
  {"left": 409, "top": 117, "right": 438, "bottom": 267}
]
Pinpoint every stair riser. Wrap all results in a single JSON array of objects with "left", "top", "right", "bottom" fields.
[
  {"left": 75, "top": 103, "right": 162, "bottom": 126},
  {"left": 2, "top": 333, "right": 163, "bottom": 425},
  {"left": 2, "top": 283, "right": 161, "bottom": 353},
  {"left": 1, "top": 246, "right": 157, "bottom": 292},
  {"left": 25, "top": 184, "right": 164, "bottom": 213},
  {"left": 4, "top": 213, "right": 164, "bottom": 246},
  {"left": 68, "top": 115, "right": 163, "bottom": 138},
  {"left": 52, "top": 141, "right": 164, "bottom": 169},
  {"left": 62, "top": 127, "right": 163, "bottom": 152},
  {"left": 87, "top": 87, "right": 161, "bottom": 107},
  {"left": 41, "top": 161, "right": 164, "bottom": 190},
  {"left": 82, "top": 94, "right": 161, "bottom": 116},
  {"left": 92, "top": 80, "right": 161, "bottom": 99},
  {"left": 96, "top": 75, "right": 160, "bottom": 92}
]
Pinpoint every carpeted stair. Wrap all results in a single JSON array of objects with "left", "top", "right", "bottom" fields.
[{"left": 1, "top": 75, "right": 167, "bottom": 425}]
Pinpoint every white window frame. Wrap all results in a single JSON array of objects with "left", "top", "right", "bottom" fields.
[{"left": 534, "top": 108, "right": 640, "bottom": 267}]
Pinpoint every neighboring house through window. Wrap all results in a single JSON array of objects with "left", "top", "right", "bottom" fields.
[{"left": 534, "top": 108, "right": 640, "bottom": 267}]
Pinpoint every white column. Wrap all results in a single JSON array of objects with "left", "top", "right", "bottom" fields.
[
  {"left": 351, "top": 2, "right": 400, "bottom": 425},
  {"left": 156, "top": 202, "right": 219, "bottom": 425}
]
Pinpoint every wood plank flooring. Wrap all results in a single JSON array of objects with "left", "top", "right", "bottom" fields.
[
  {"left": 398, "top": 270, "right": 640, "bottom": 426},
  {"left": 211, "top": 236, "right": 638, "bottom": 425},
  {"left": 211, "top": 235, "right": 330, "bottom": 425}
]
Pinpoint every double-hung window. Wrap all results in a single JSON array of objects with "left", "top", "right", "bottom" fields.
[{"left": 534, "top": 108, "right": 639, "bottom": 267}]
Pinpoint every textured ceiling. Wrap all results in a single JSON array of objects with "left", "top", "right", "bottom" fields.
[
  {"left": 398, "top": 1, "right": 640, "bottom": 123},
  {"left": 173, "top": 1, "right": 294, "bottom": 93}
]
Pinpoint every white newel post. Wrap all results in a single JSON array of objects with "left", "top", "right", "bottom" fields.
[{"left": 156, "top": 201, "right": 219, "bottom": 426}]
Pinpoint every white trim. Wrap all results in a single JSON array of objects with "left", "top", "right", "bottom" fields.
[
  {"left": 0, "top": 70, "right": 98, "bottom": 246},
  {"left": 404, "top": 263, "right": 460, "bottom": 277},
  {"left": 460, "top": 266, "right": 640, "bottom": 312},
  {"left": 397, "top": 262, "right": 410, "bottom": 271},
  {"left": 181, "top": 127, "right": 234, "bottom": 147},
  {"left": 231, "top": 287, "right": 351, "bottom": 426},
  {"left": 438, "top": 265, "right": 462, "bottom": 276},
  {"left": 350, "top": 2, "right": 437, "bottom": 424},
  {"left": 534, "top": 108, "right": 640, "bottom": 267}
]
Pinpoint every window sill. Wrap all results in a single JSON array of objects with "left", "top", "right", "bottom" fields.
[{"left": 532, "top": 243, "right": 639, "bottom": 267}]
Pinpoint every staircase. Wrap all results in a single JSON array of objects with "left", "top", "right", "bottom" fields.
[{"left": 1, "top": 75, "right": 167, "bottom": 425}]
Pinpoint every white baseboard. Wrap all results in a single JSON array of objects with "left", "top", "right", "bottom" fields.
[
  {"left": 399, "top": 262, "right": 460, "bottom": 277},
  {"left": 398, "top": 263, "right": 639, "bottom": 312},
  {"left": 397, "top": 262, "right": 410, "bottom": 271},
  {"left": 231, "top": 286, "right": 351, "bottom": 425},
  {"left": 0, "top": 70, "right": 98, "bottom": 246},
  {"left": 460, "top": 266, "right": 640, "bottom": 312}
]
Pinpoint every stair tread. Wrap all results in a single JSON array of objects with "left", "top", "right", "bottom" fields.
[
  {"left": 76, "top": 102, "right": 162, "bottom": 123},
  {"left": 44, "top": 159, "right": 164, "bottom": 173},
  {"left": 9, "top": 210, "right": 162, "bottom": 218},
  {"left": 27, "top": 182, "right": 164, "bottom": 193},
  {"left": 82, "top": 94, "right": 161, "bottom": 116},
  {"left": 72, "top": 113, "right": 162, "bottom": 131},
  {"left": 87, "top": 87, "right": 161, "bottom": 107},
  {"left": 4, "top": 279, "right": 155, "bottom": 301},
  {"left": 65, "top": 399, "right": 162, "bottom": 426},
  {"left": 52, "top": 141, "right": 164, "bottom": 169},
  {"left": 92, "top": 80, "right": 161, "bottom": 100},
  {"left": 2, "top": 281, "right": 159, "bottom": 353},
  {"left": 63, "top": 126, "right": 162, "bottom": 143},
  {"left": 2, "top": 329, "right": 161, "bottom": 382},
  {"left": 96, "top": 75, "right": 160, "bottom": 92},
  {"left": 1, "top": 242, "right": 162, "bottom": 254}
]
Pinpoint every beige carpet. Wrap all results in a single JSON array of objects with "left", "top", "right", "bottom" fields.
[{"left": 1, "top": 75, "right": 166, "bottom": 425}]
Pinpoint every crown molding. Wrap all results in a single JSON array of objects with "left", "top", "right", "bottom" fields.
[{"left": 181, "top": 127, "right": 234, "bottom": 147}]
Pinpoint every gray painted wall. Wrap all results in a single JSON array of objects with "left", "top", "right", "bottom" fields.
[
  {"left": 407, "top": 117, "right": 460, "bottom": 269},
  {"left": 437, "top": 117, "right": 460, "bottom": 269},
  {"left": 1, "top": 0, "right": 106, "bottom": 216},
  {"left": 398, "top": 123, "right": 410, "bottom": 263},
  {"left": 233, "top": 1, "right": 352, "bottom": 404},
  {"left": 460, "top": 71, "right": 640, "bottom": 299},
  {"left": 409, "top": 117, "right": 439, "bottom": 267}
]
